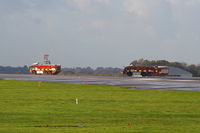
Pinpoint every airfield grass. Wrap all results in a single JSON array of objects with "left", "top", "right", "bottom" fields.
[{"left": 0, "top": 80, "right": 200, "bottom": 133}]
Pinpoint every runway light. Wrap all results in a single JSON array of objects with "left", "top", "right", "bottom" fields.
[
  {"left": 37, "top": 81, "right": 43, "bottom": 86},
  {"left": 76, "top": 98, "right": 79, "bottom": 104}
]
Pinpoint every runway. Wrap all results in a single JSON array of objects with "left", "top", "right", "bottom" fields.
[{"left": 1, "top": 74, "right": 200, "bottom": 91}]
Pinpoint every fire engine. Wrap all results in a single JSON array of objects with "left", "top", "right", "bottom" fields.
[
  {"left": 123, "top": 65, "right": 169, "bottom": 77},
  {"left": 28, "top": 55, "right": 61, "bottom": 75}
]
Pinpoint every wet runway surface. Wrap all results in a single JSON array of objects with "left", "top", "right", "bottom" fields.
[{"left": 1, "top": 74, "right": 200, "bottom": 91}]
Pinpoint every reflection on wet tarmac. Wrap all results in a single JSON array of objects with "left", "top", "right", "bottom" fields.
[{"left": 1, "top": 74, "right": 200, "bottom": 91}]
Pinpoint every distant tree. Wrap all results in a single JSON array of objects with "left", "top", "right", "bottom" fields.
[
  {"left": 156, "top": 60, "right": 169, "bottom": 66},
  {"left": 187, "top": 64, "right": 197, "bottom": 76},
  {"left": 0, "top": 65, "right": 28, "bottom": 74},
  {"left": 61, "top": 67, "right": 122, "bottom": 75}
]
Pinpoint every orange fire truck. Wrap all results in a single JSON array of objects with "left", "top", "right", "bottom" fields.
[
  {"left": 123, "top": 65, "right": 169, "bottom": 77},
  {"left": 28, "top": 55, "right": 61, "bottom": 75}
]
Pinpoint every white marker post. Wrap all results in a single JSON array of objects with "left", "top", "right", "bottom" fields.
[{"left": 76, "top": 98, "right": 79, "bottom": 104}]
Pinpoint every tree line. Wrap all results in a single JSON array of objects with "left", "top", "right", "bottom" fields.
[
  {"left": 1, "top": 59, "right": 200, "bottom": 77},
  {"left": 61, "top": 67, "right": 122, "bottom": 75},
  {"left": 0, "top": 66, "right": 28, "bottom": 74},
  {"left": 0, "top": 66, "right": 122, "bottom": 75},
  {"left": 130, "top": 59, "right": 200, "bottom": 77}
]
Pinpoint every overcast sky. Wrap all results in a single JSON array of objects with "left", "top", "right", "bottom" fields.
[{"left": 0, "top": 0, "right": 200, "bottom": 68}]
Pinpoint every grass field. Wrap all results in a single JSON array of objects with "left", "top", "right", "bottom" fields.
[{"left": 0, "top": 80, "right": 200, "bottom": 133}]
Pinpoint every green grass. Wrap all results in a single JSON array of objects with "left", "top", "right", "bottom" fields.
[{"left": 0, "top": 80, "right": 200, "bottom": 133}]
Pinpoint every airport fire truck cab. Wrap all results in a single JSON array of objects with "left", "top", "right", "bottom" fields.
[
  {"left": 29, "top": 55, "right": 61, "bottom": 75},
  {"left": 123, "top": 65, "right": 169, "bottom": 77}
]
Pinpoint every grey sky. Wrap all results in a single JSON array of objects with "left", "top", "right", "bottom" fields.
[{"left": 0, "top": 0, "right": 200, "bottom": 68}]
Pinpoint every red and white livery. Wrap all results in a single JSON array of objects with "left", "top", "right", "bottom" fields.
[
  {"left": 28, "top": 55, "right": 61, "bottom": 75},
  {"left": 123, "top": 65, "right": 168, "bottom": 77}
]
